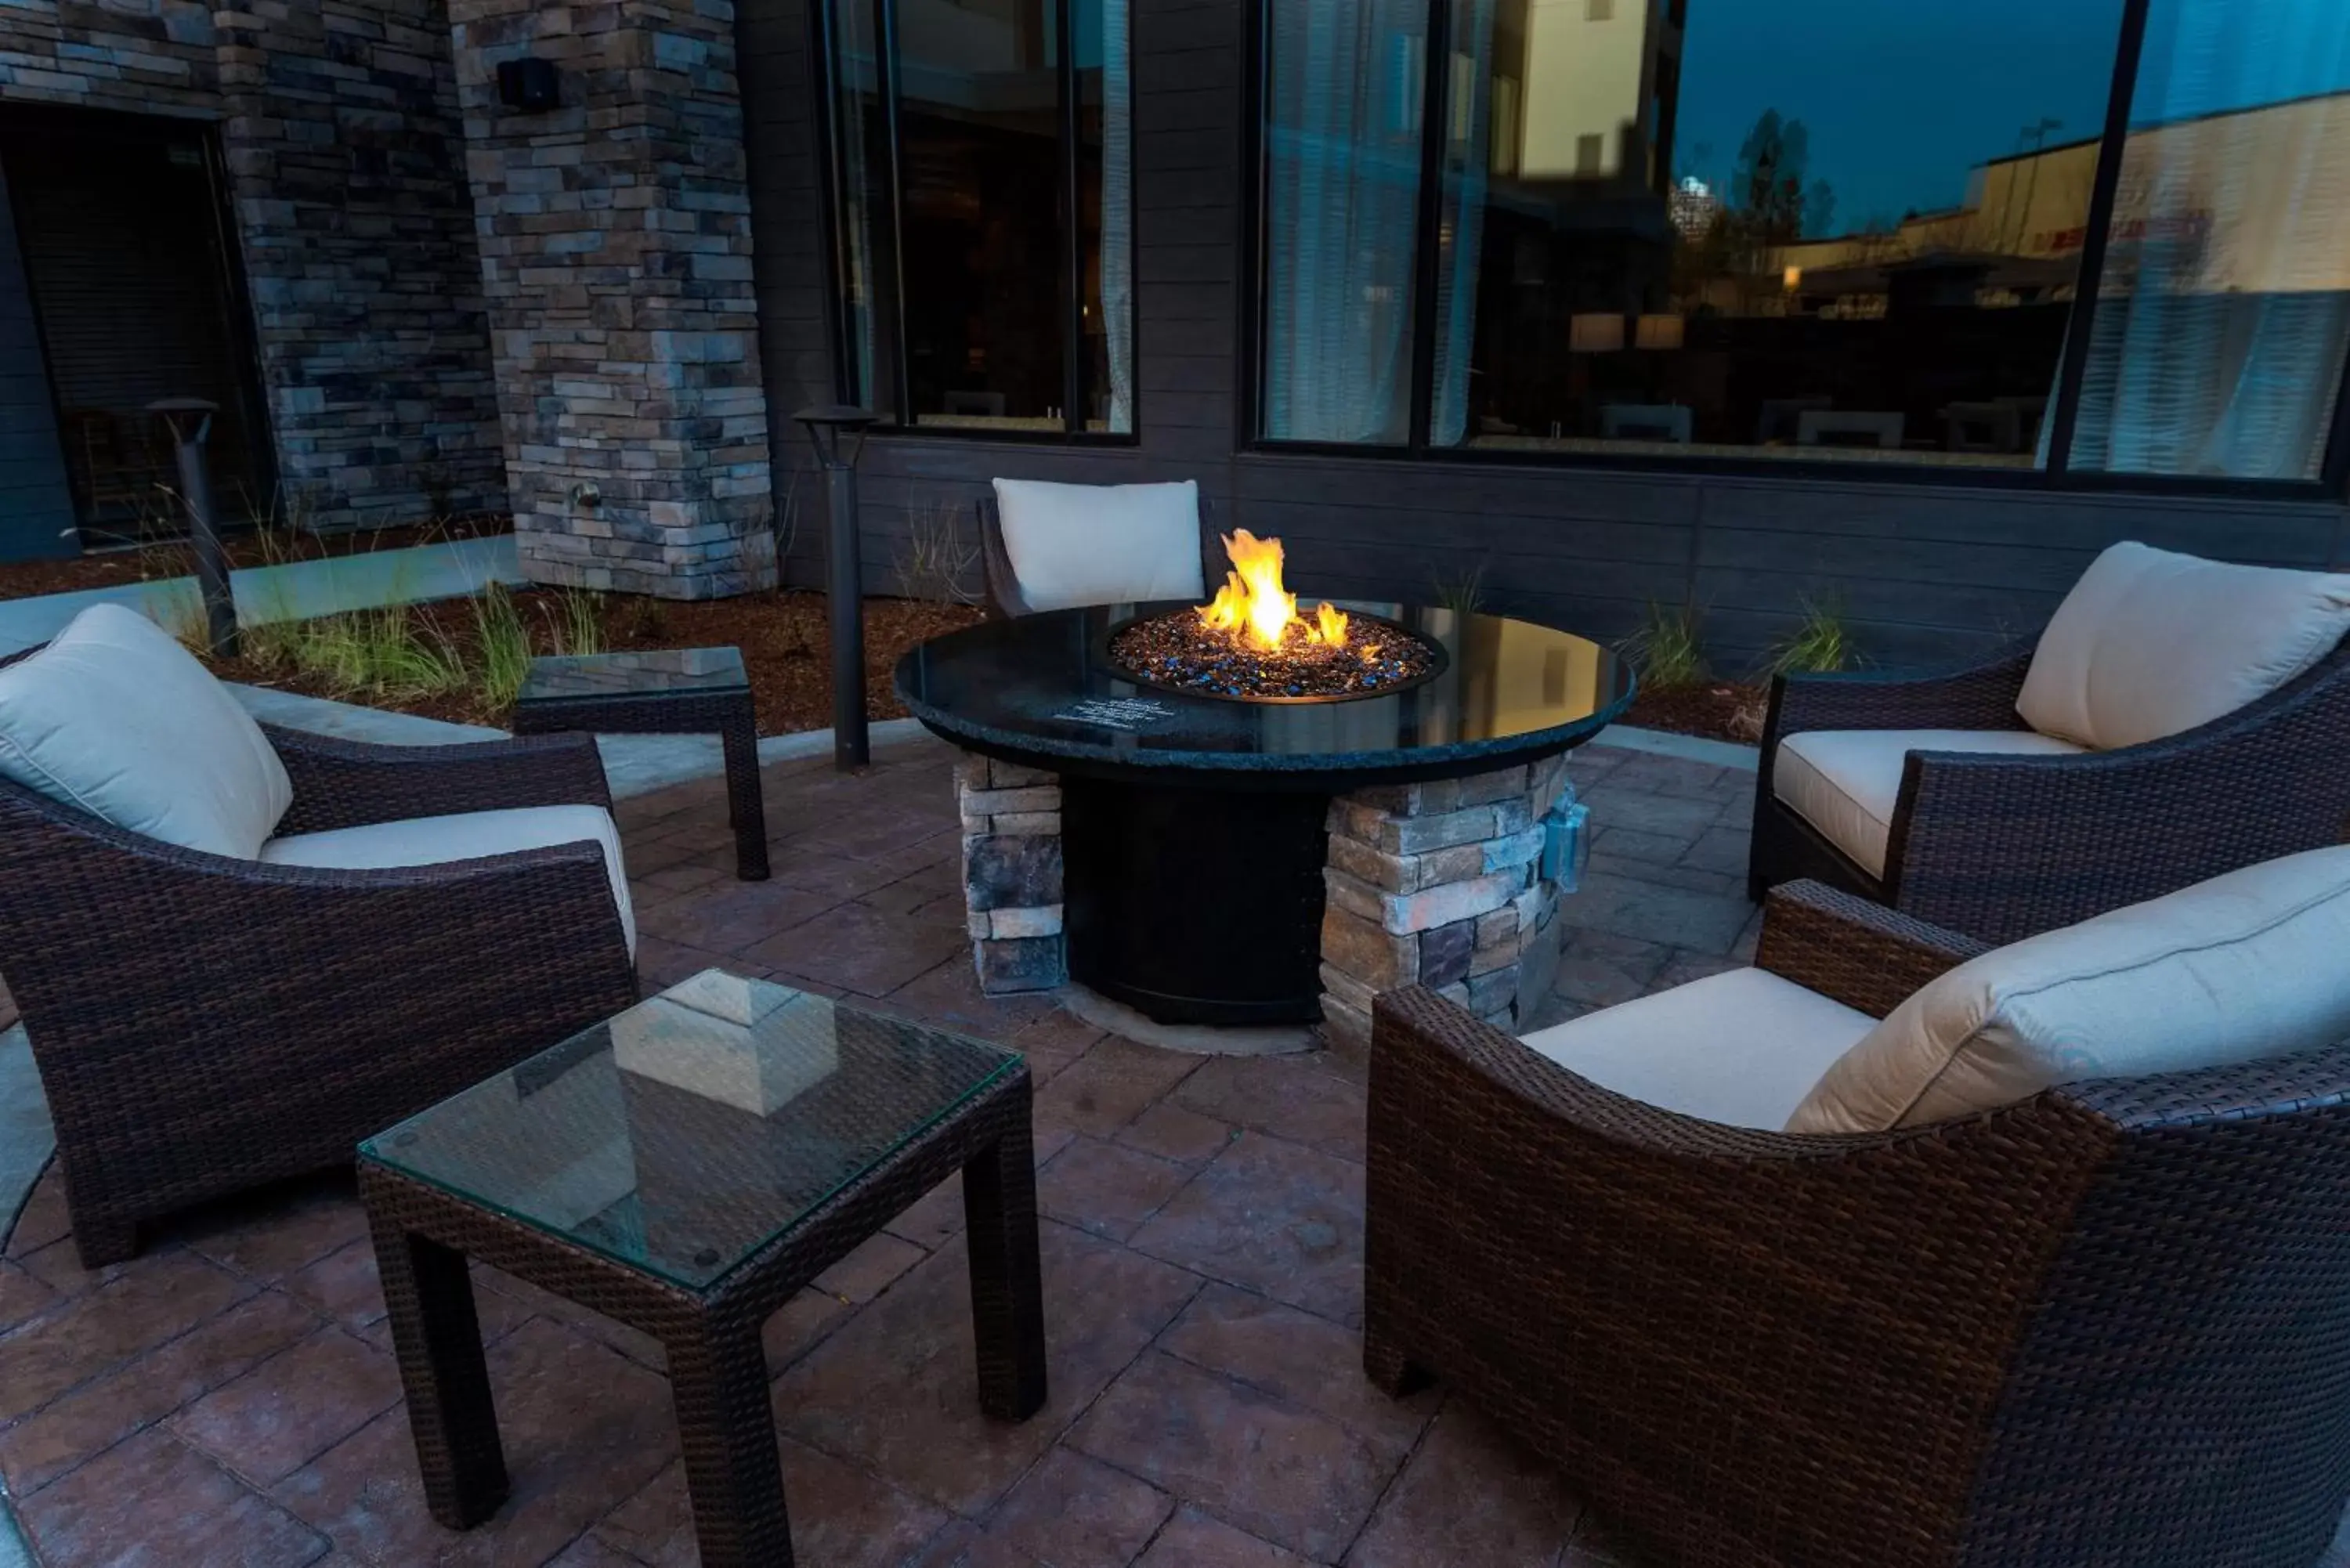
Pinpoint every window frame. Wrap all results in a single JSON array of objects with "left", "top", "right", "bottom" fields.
[
  {"left": 1238, "top": 0, "right": 2350, "bottom": 499},
  {"left": 809, "top": 0, "right": 1141, "bottom": 446}
]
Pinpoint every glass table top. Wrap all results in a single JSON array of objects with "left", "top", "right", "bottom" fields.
[
  {"left": 518, "top": 646, "right": 750, "bottom": 704},
  {"left": 360, "top": 971, "right": 1021, "bottom": 1290},
  {"left": 893, "top": 602, "right": 1636, "bottom": 777}
]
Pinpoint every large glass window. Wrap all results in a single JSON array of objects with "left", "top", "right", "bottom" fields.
[
  {"left": 827, "top": 0, "right": 1133, "bottom": 436},
  {"left": 2066, "top": 0, "right": 2350, "bottom": 481},
  {"left": 1255, "top": 0, "right": 2350, "bottom": 486},
  {"left": 1259, "top": 0, "right": 1427, "bottom": 444}
]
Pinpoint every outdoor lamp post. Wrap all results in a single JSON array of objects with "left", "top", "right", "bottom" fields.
[
  {"left": 147, "top": 397, "right": 238, "bottom": 658},
  {"left": 794, "top": 405, "right": 879, "bottom": 771}
]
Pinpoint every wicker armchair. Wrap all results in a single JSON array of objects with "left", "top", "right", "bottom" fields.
[
  {"left": 1364, "top": 880, "right": 2350, "bottom": 1568},
  {"left": 0, "top": 723, "right": 641, "bottom": 1266},
  {"left": 1748, "top": 635, "right": 2350, "bottom": 943}
]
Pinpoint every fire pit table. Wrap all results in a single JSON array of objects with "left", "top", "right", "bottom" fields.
[{"left": 895, "top": 583, "right": 1633, "bottom": 1044}]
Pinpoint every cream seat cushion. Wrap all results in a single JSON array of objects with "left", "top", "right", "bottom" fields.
[
  {"left": 1788, "top": 845, "right": 2350, "bottom": 1135},
  {"left": 0, "top": 602, "right": 292, "bottom": 859},
  {"left": 1519, "top": 967, "right": 1876, "bottom": 1132},
  {"left": 1773, "top": 729, "right": 2085, "bottom": 878},
  {"left": 262, "top": 804, "right": 636, "bottom": 957},
  {"left": 2017, "top": 541, "right": 2350, "bottom": 751},
  {"left": 992, "top": 478, "right": 1206, "bottom": 612}
]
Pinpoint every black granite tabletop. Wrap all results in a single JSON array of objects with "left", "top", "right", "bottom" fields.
[{"left": 893, "top": 602, "right": 1635, "bottom": 787}]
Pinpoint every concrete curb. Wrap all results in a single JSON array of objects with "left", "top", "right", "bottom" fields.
[
  {"left": 0, "top": 535, "right": 525, "bottom": 657},
  {"left": 1592, "top": 722, "right": 1760, "bottom": 772}
]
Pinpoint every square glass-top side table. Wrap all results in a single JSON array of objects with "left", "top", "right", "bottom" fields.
[
  {"left": 357, "top": 970, "right": 1046, "bottom": 1568},
  {"left": 511, "top": 646, "right": 768, "bottom": 880}
]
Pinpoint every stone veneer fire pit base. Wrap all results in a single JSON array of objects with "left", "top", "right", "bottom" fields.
[{"left": 956, "top": 747, "right": 1573, "bottom": 1049}]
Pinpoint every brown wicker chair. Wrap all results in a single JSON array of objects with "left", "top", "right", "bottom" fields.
[
  {"left": 976, "top": 489, "right": 1221, "bottom": 618},
  {"left": 1748, "top": 635, "right": 2350, "bottom": 943},
  {"left": 0, "top": 721, "right": 642, "bottom": 1266},
  {"left": 1364, "top": 880, "right": 2350, "bottom": 1568}
]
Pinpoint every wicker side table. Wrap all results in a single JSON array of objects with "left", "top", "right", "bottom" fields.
[
  {"left": 511, "top": 646, "right": 769, "bottom": 880},
  {"left": 357, "top": 971, "right": 1047, "bottom": 1568}
]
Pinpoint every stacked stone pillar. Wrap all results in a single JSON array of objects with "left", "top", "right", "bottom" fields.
[
  {"left": 447, "top": 0, "right": 774, "bottom": 597},
  {"left": 952, "top": 745, "right": 1575, "bottom": 1048},
  {"left": 1317, "top": 755, "right": 1573, "bottom": 1051},
  {"left": 956, "top": 754, "right": 1068, "bottom": 993}
]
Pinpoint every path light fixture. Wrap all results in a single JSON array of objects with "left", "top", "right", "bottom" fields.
[
  {"left": 794, "top": 405, "right": 880, "bottom": 771},
  {"left": 147, "top": 397, "right": 237, "bottom": 658}
]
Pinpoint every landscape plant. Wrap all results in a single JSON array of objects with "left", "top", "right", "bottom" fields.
[
  {"left": 1622, "top": 598, "right": 1709, "bottom": 688},
  {"left": 1762, "top": 596, "right": 1858, "bottom": 677}
]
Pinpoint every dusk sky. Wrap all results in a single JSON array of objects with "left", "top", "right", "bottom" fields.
[{"left": 1672, "top": 0, "right": 2350, "bottom": 240}]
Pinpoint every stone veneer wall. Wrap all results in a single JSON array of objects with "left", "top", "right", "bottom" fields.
[
  {"left": 953, "top": 746, "right": 1574, "bottom": 1046},
  {"left": 445, "top": 0, "right": 776, "bottom": 598},
  {"left": 0, "top": 0, "right": 507, "bottom": 528},
  {"left": 1317, "top": 754, "right": 1572, "bottom": 1051},
  {"left": 957, "top": 753, "right": 1068, "bottom": 994}
]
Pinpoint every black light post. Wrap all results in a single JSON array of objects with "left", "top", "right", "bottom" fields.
[
  {"left": 794, "top": 405, "right": 879, "bottom": 771},
  {"left": 146, "top": 397, "right": 238, "bottom": 658}
]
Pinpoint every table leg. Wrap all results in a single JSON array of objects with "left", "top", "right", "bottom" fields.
[
  {"left": 667, "top": 1320, "right": 795, "bottom": 1568},
  {"left": 721, "top": 703, "right": 770, "bottom": 881},
  {"left": 365, "top": 1219, "right": 509, "bottom": 1528},
  {"left": 961, "top": 1107, "right": 1049, "bottom": 1421}
]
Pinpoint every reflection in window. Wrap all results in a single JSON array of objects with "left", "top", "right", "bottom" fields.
[
  {"left": 1259, "top": 0, "right": 1426, "bottom": 445},
  {"left": 1424, "top": 0, "right": 2129, "bottom": 465},
  {"left": 830, "top": 0, "right": 894, "bottom": 416},
  {"left": 828, "top": 0, "right": 1132, "bottom": 436},
  {"left": 2066, "top": 0, "right": 2350, "bottom": 481}
]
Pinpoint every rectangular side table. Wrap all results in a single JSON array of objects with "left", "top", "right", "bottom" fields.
[
  {"left": 511, "top": 646, "right": 768, "bottom": 880},
  {"left": 357, "top": 969, "right": 1047, "bottom": 1568}
]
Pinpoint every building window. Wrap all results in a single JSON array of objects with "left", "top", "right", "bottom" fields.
[
  {"left": 1252, "top": 0, "right": 2350, "bottom": 487},
  {"left": 2066, "top": 0, "right": 2350, "bottom": 481},
  {"left": 1257, "top": 0, "right": 1427, "bottom": 445},
  {"left": 826, "top": 0, "right": 1133, "bottom": 437}
]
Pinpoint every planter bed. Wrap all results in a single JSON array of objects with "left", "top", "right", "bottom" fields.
[{"left": 207, "top": 587, "right": 983, "bottom": 736}]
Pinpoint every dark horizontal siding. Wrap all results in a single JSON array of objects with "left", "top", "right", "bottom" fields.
[{"left": 738, "top": 0, "right": 2350, "bottom": 674}]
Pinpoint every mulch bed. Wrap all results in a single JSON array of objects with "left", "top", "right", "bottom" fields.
[
  {"left": 0, "top": 517, "right": 509, "bottom": 602},
  {"left": 1622, "top": 680, "right": 1766, "bottom": 746},
  {"left": 213, "top": 588, "right": 986, "bottom": 736}
]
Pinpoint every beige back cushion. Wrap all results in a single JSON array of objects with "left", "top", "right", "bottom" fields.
[
  {"left": 992, "top": 478, "right": 1206, "bottom": 612},
  {"left": 2016, "top": 542, "right": 2350, "bottom": 750},
  {"left": 0, "top": 603, "right": 292, "bottom": 859},
  {"left": 1788, "top": 845, "right": 2350, "bottom": 1134}
]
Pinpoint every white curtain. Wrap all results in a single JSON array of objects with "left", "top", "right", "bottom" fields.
[
  {"left": 2067, "top": 0, "right": 2350, "bottom": 480},
  {"left": 1262, "top": 0, "right": 1428, "bottom": 443},
  {"left": 1101, "top": 0, "right": 1135, "bottom": 432},
  {"left": 1432, "top": 0, "right": 1497, "bottom": 447}
]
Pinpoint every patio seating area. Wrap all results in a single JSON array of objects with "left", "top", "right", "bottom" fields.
[{"left": 0, "top": 729, "right": 1755, "bottom": 1568}]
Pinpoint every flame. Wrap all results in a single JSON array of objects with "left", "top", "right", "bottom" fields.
[{"left": 1195, "top": 530, "right": 1347, "bottom": 651}]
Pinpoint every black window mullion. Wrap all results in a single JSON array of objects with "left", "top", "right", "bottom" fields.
[
  {"left": 1236, "top": 0, "right": 1269, "bottom": 448},
  {"left": 2043, "top": 0, "right": 2152, "bottom": 479},
  {"left": 875, "top": 0, "right": 913, "bottom": 427},
  {"left": 1058, "top": 0, "right": 1085, "bottom": 436},
  {"left": 1405, "top": 0, "right": 1452, "bottom": 454},
  {"left": 806, "top": 0, "right": 853, "bottom": 403}
]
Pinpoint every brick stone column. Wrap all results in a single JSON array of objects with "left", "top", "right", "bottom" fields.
[
  {"left": 447, "top": 0, "right": 774, "bottom": 597},
  {"left": 956, "top": 753, "right": 1067, "bottom": 994},
  {"left": 1318, "top": 754, "right": 1576, "bottom": 1051}
]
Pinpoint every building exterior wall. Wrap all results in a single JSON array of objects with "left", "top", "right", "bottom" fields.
[
  {"left": 446, "top": 0, "right": 777, "bottom": 598},
  {"left": 0, "top": 159, "right": 76, "bottom": 560},
  {"left": 739, "top": 0, "right": 2350, "bottom": 670},
  {"left": 0, "top": 0, "right": 504, "bottom": 529}
]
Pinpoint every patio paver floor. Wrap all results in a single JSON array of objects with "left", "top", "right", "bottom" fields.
[{"left": 0, "top": 733, "right": 1860, "bottom": 1566}]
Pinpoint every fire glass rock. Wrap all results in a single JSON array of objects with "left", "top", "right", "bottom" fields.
[{"left": 1108, "top": 611, "right": 1441, "bottom": 702}]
